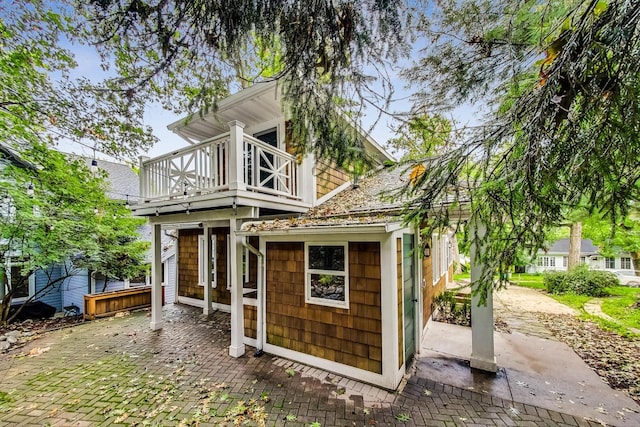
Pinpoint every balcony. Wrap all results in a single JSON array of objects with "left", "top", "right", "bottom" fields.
[{"left": 136, "top": 121, "right": 309, "bottom": 216}]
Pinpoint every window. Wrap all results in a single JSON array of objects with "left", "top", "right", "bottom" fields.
[
  {"left": 621, "top": 257, "right": 632, "bottom": 270},
  {"left": 305, "top": 243, "right": 349, "bottom": 308},
  {"left": 563, "top": 256, "right": 568, "bottom": 267},
  {"left": 198, "top": 234, "right": 216, "bottom": 288},
  {"left": 7, "top": 264, "right": 34, "bottom": 303},
  {"left": 537, "top": 256, "right": 555, "bottom": 267},
  {"left": 605, "top": 257, "right": 615, "bottom": 269}
]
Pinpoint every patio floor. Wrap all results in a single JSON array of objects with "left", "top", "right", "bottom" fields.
[{"left": 0, "top": 304, "right": 615, "bottom": 426}]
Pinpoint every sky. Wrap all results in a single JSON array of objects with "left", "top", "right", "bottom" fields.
[{"left": 55, "top": 24, "right": 481, "bottom": 164}]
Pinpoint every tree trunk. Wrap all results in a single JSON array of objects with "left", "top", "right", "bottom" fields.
[
  {"left": 451, "top": 234, "right": 462, "bottom": 273},
  {"left": 567, "top": 222, "right": 582, "bottom": 270},
  {"left": 631, "top": 252, "right": 640, "bottom": 277}
]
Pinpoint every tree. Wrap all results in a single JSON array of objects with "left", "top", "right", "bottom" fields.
[
  {"left": 74, "top": 0, "right": 408, "bottom": 166},
  {"left": 582, "top": 211, "right": 640, "bottom": 275},
  {"left": 0, "top": 145, "right": 147, "bottom": 323},
  {"left": 1, "top": 1, "right": 155, "bottom": 158},
  {"left": 387, "top": 114, "right": 455, "bottom": 161},
  {"left": 397, "top": 0, "right": 640, "bottom": 297}
]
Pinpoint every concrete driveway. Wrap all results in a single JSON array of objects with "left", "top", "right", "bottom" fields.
[{"left": 0, "top": 304, "right": 613, "bottom": 426}]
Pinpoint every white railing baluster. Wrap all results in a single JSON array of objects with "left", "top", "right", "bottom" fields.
[{"left": 139, "top": 129, "right": 300, "bottom": 201}]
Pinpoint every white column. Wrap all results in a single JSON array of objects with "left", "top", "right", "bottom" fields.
[
  {"left": 139, "top": 155, "right": 150, "bottom": 199},
  {"left": 150, "top": 223, "right": 163, "bottom": 330},
  {"left": 203, "top": 225, "right": 213, "bottom": 315},
  {"left": 469, "top": 219, "right": 497, "bottom": 372},
  {"left": 228, "top": 120, "right": 247, "bottom": 191},
  {"left": 300, "top": 152, "right": 316, "bottom": 205},
  {"left": 228, "top": 219, "right": 246, "bottom": 357}
]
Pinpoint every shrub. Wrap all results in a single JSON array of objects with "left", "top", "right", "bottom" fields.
[{"left": 544, "top": 266, "right": 615, "bottom": 297}]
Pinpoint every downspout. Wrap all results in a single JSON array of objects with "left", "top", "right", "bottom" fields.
[{"left": 242, "top": 236, "right": 265, "bottom": 356}]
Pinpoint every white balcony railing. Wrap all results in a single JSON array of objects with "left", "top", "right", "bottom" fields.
[{"left": 140, "top": 121, "right": 300, "bottom": 202}]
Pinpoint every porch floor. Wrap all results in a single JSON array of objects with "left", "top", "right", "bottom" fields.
[{"left": 0, "top": 304, "right": 614, "bottom": 426}]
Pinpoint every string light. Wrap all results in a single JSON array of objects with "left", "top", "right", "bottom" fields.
[
  {"left": 93, "top": 206, "right": 99, "bottom": 215},
  {"left": 186, "top": 203, "right": 190, "bottom": 215},
  {"left": 155, "top": 207, "right": 159, "bottom": 216},
  {"left": 90, "top": 148, "right": 98, "bottom": 173},
  {"left": 125, "top": 195, "right": 130, "bottom": 209},
  {"left": 26, "top": 182, "right": 34, "bottom": 197}
]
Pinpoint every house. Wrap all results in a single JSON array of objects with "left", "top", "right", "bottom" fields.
[
  {"left": 0, "top": 149, "right": 177, "bottom": 317},
  {"left": 131, "top": 80, "right": 471, "bottom": 389},
  {"left": 527, "top": 238, "right": 634, "bottom": 274}
]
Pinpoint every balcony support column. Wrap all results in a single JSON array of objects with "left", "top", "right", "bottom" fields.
[
  {"left": 228, "top": 120, "right": 247, "bottom": 191},
  {"left": 203, "top": 224, "right": 213, "bottom": 315},
  {"left": 150, "top": 223, "right": 163, "bottom": 331},
  {"left": 229, "top": 218, "right": 246, "bottom": 358}
]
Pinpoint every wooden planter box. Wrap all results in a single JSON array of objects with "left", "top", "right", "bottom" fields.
[{"left": 84, "top": 287, "right": 163, "bottom": 320}]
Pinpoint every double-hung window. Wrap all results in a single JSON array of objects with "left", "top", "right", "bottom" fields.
[
  {"left": 621, "top": 257, "right": 632, "bottom": 270},
  {"left": 305, "top": 243, "right": 349, "bottom": 308},
  {"left": 605, "top": 257, "right": 615, "bottom": 269}
]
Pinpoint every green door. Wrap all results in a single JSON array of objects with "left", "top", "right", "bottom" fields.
[{"left": 403, "top": 234, "right": 416, "bottom": 364}]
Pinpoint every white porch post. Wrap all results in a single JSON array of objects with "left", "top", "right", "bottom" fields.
[
  {"left": 150, "top": 223, "right": 163, "bottom": 330},
  {"left": 469, "top": 219, "right": 497, "bottom": 372},
  {"left": 229, "top": 219, "right": 246, "bottom": 357},
  {"left": 203, "top": 225, "right": 213, "bottom": 315},
  {"left": 138, "top": 155, "right": 150, "bottom": 199},
  {"left": 228, "top": 120, "right": 247, "bottom": 192}
]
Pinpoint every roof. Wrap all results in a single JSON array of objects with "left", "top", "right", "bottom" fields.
[
  {"left": 242, "top": 165, "right": 412, "bottom": 233},
  {"left": 79, "top": 157, "right": 139, "bottom": 200},
  {"left": 544, "top": 238, "right": 599, "bottom": 255},
  {"left": 167, "top": 80, "right": 394, "bottom": 164},
  {"left": 0, "top": 143, "right": 36, "bottom": 170}
]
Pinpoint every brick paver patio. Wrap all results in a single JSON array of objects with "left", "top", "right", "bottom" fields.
[{"left": 0, "top": 305, "right": 605, "bottom": 426}]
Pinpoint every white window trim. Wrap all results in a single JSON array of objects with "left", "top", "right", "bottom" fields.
[
  {"left": 198, "top": 234, "right": 216, "bottom": 288},
  {"left": 621, "top": 257, "right": 632, "bottom": 270},
  {"left": 305, "top": 242, "right": 349, "bottom": 309},
  {"left": 432, "top": 234, "right": 448, "bottom": 285},
  {"left": 7, "top": 262, "right": 36, "bottom": 304}
]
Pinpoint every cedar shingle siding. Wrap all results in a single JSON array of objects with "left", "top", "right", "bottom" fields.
[
  {"left": 265, "top": 241, "right": 383, "bottom": 374},
  {"left": 315, "top": 160, "right": 350, "bottom": 199},
  {"left": 177, "top": 228, "right": 231, "bottom": 305}
]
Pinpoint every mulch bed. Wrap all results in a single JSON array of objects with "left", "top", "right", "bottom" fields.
[{"left": 538, "top": 313, "right": 640, "bottom": 405}]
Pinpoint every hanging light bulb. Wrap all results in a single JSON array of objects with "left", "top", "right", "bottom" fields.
[
  {"left": 26, "top": 182, "right": 34, "bottom": 197},
  {"left": 94, "top": 206, "right": 99, "bottom": 215},
  {"left": 124, "top": 195, "right": 130, "bottom": 210},
  {"left": 113, "top": 213, "right": 117, "bottom": 220},
  {"left": 186, "top": 203, "right": 190, "bottom": 215},
  {"left": 90, "top": 148, "right": 98, "bottom": 173},
  {"left": 155, "top": 207, "right": 159, "bottom": 216}
]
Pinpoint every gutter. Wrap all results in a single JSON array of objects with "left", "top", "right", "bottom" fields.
[{"left": 242, "top": 237, "right": 265, "bottom": 356}]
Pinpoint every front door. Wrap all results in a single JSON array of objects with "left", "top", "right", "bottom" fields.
[{"left": 403, "top": 234, "right": 416, "bottom": 364}]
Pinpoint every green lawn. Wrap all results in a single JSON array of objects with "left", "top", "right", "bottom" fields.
[
  {"left": 600, "top": 286, "right": 640, "bottom": 331},
  {"left": 509, "top": 273, "right": 545, "bottom": 290},
  {"left": 454, "top": 270, "right": 640, "bottom": 336}
]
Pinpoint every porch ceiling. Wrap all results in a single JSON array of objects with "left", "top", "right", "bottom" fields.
[{"left": 168, "top": 82, "right": 283, "bottom": 142}]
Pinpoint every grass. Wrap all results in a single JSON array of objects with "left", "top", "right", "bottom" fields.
[
  {"left": 509, "top": 273, "right": 545, "bottom": 290},
  {"left": 600, "top": 286, "right": 640, "bottom": 331}
]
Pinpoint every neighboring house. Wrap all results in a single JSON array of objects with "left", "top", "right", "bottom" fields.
[
  {"left": 131, "top": 81, "right": 456, "bottom": 389},
  {"left": 0, "top": 150, "right": 178, "bottom": 315},
  {"left": 62, "top": 158, "right": 178, "bottom": 313},
  {"left": 0, "top": 144, "right": 71, "bottom": 313},
  {"left": 526, "top": 238, "right": 634, "bottom": 273}
]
